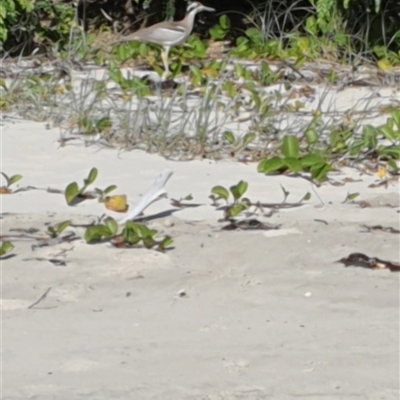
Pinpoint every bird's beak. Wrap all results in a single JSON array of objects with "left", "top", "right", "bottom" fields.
[{"left": 200, "top": 5, "right": 215, "bottom": 12}]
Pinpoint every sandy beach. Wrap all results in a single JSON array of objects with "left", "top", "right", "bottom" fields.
[{"left": 1, "top": 112, "right": 399, "bottom": 400}]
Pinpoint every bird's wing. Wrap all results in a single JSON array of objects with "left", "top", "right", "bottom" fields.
[{"left": 133, "top": 22, "right": 186, "bottom": 45}]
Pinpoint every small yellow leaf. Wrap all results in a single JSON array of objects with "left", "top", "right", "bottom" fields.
[
  {"left": 201, "top": 68, "right": 219, "bottom": 78},
  {"left": 104, "top": 195, "right": 128, "bottom": 212},
  {"left": 298, "top": 37, "right": 310, "bottom": 53},
  {"left": 377, "top": 59, "right": 393, "bottom": 71},
  {"left": 146, "top": 54, "right": 155, "bottom": 62},
  {"left": 376, "top": 166, "right": 387, "bottom": 179}
]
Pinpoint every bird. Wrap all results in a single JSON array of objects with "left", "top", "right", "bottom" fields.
[{"left": 114, "top": 2, "right": 215, "bottom": 78}]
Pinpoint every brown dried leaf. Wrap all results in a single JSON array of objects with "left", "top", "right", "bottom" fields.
[
  {"left": 329, "top": 180, "right": 345, "bottom": 186},
  {"left": 360, "top": 225, "right": 400, "bottom": 234},
  {"left": 221, "top": 219, "right": 280, "bottom": 231},
  {"left": 368, "top": 180, "right": 388, "bottom": 189},
  {"left": 299, "top": 85, "right": 316, "bottom": 97},
  {"left": 343, "top": 177, "right": 363, "bottom": 183},
  {"left": 338, "top": 253, "right": 400, "bottom": 272},
  {"left": 111, "top": 236, "right": 127, "bottom": 248},
  {"left": 356, "top": 201, "right": 372, "bottom": 208},
  {"left": 0, "top": 187, "right": 12, "bottom": 194}
]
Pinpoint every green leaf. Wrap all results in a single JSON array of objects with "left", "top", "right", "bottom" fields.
[
  {"left": 8, "top": 174, "right": 22, "bottom": 186},
  {"left": 261, "top": 61, "right": 270, "bottom": 75},
  {"left": 380, "top": 125, "right": 397, "bottom": 141},
  {"left": 85, "top": 167, "right": 98, "bottom": 186},
  {"left": 362, "top": 125, "right": 378, "bottom": 148},
  {"left": 211, "top": 186, "right": 229, "bottom": 202},
  {"left": 139, "top": 43, "right": 148, "bottom": 57},
  {"left": 122, "top": 225, "right": 141, "bottom": 245},
  {"left": 344, "top": 192, "right": 360, "bottom": 203},
  {"left": 142, "top": 236, "right": 156, "bottom": 248},
  {"left": 190, "top": 65, "right": 202, "bottom": 86},
  {"left": 283, "top": 157, "right": 302, "bottom": 173},
  {"left": 186, "top": 36, "right": 206, "bottom": 58},
  {"left": 84, "top": 225, "right": 112, "bottom": 243},
  {"left": 234, "top": 63, "right": 245, "bottom": 78},
  {"left": 310, "top": 162, "right": 331, "bottom": 181},
  {"left": 300, "top": 192, "right": 312, "bottom": 202},
  {"left": 158, "top": 236, "right": 173, "bottom": 251},
  {"left": 348, "top": 140, "right": 365, "bottom": 156},
  {"left": 391, "top": 110, "right": 400, "bottom": 128},
  {"left": 220, "top": 15, "right": 230, "bottom": 30},
  {"left": 124, "top": 221, "right": 141, "bottom": 236},
  {"left": 123, "top": 222, "right": 156, "bottom": 241},
  {"left": 56, "top": 220, "right": 71, "bottom": 234},
  {"left": 250, "top": 90, "right": 261, "bottom": 110},
  {"left": 282, "top": 135, "right": 299, "bottom": 158},
  {"left": 245, "top": 28, "right": 263, "bottom": 46},
  {"left": 0, "top": 5, "right": 6, "bottom": 19},
  {"left": 329, "top": 131, "right": 349, "bottom": 151},
  {"left": 387, "top": 159, "right": 398, "bottom": 172},
  {"left": 124, "top": 220, "right": 135, "bottom": 230},
  {"left": 0, "top": 241, "right": 14, "bottom": 256},
  {"left": 241, "top": 132, "right": 256, "bottom": 148},
  {"left": 257, "top": 156, "right": 286, "bottom": 173},
  {"left": 96, "top": 117, "right": 112, "bottom": 132},
  {"left": 236, "top": 36, "right": 249, "bottom": 47},
  {"left": 379, "top": 145, "right": 400, "bottom": 159},
  {"left": 260, "top": 61, "right": 276, "bottom": 84},
  {"left": 300, "top": 153, "right": 326, "bottom": 168},
  {"left": 334, "top": 32, "right": 348, "bottom": 46},
  {"left": 104, "top": 185, "right": 117, "bottom": 195},
  {"left": 114, "top": 45, "right": 129, "bottom": 63},
  {"left": 65, "top": 182, "right": 80, "bottom": 205},
  {"left": 125, "top": 233, "right": 141, "bottom": 245},
  {"left": 230, "top": 180, "right": 248, "bottom": 201},
  {"left": 229, "top": 203, "right": 245, "bottom": 217},
  {"left": 222, "top": 81, "right": 237, "bottom": 98},
  {"left": 223, "top": 131, "right": 236, "bottom": 145},
  {"left": 305, "top": 16, "right": 318, "bottom": 35},
  {"left": 137, "top": 224, "right": 157, "bottom": 239},
  {"left": 183, "top": 194, "right": 193, "bottom": 201},
  {"left": 105, "top": 218, "right": 118, "bottom": 235},
  {"left": 305, "top": 128, "right": 318, "bottom": 146},
  {"left": 209, "top": 25, "right": 226, "bottom": 40},
  {"left": 294, "top": 56, "right": 306, "bottom": 69},
  {"left": 47, "top": 226, "right": 57, "bottom": 237}
]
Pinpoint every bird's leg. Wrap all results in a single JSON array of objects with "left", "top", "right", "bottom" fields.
[{"left": 161, "top": 47, "right": 171, "bottom": 80}]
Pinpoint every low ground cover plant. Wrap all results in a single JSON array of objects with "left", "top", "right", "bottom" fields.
[
  {"left": 84, "top": 218, "right": 173, "bottom": 251},
  {"left": 210, "top": 180, "right": 311, "bottom": 229},
  {"left": 257, "top": 134, "right": 331, "bottom": 182},
  {"left": 0, "top": 171, "right": 23, "bottom": 194},
  {"left": 64, "top": 167, "right": 127, "bottom": 211}
]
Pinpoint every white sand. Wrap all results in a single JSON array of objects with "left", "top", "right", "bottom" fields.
[{"left": 1, "top": 118, "right": 399, "bottom": 399}]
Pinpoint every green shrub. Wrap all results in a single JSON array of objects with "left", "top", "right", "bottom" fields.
[
  {"left": 1, "top": 0, "right": 75, "bottom": 54},
  {"left": 0, "top": 0, "right": 34, "bottom": 43}
]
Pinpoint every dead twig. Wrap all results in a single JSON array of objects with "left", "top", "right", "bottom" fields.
[{"left": 28, "top": 287, "right": 52, "bottom": 309}]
